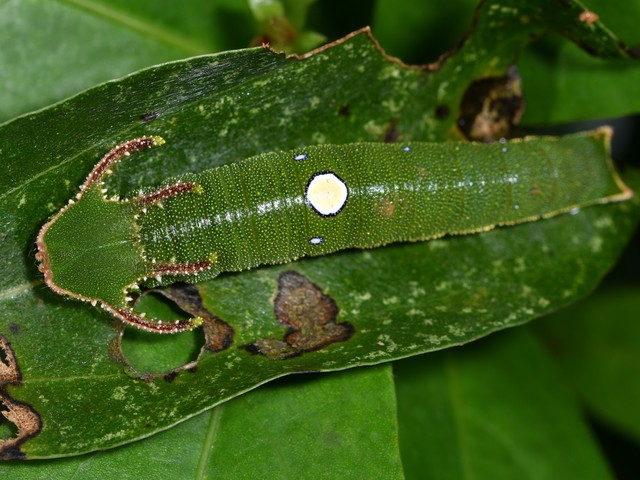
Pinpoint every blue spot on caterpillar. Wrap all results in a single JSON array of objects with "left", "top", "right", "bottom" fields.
[{"left": 35, "top": 129, "right": 632, "bottom": 333}]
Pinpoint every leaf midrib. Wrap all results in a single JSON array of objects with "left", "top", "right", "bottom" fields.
[
  {"left": 57, "top": 0, "right": 211, "bottom": 56},
  {"left": 195, "top": 406, "right": 223, "bottom": 479}
]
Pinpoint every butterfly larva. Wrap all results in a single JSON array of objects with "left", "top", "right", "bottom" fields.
[{"left": 36, "top": 129, "right": 632, "bottom": 333}]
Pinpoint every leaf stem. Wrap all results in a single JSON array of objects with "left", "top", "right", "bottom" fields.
[
  {"left": 59, "top": 0, "right": 210, "bottom": 55},
  {"left": 195, "top": 406, "right": 224, "bottom": 479}
]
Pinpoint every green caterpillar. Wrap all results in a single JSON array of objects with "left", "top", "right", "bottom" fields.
[{"left": 36, "top": 129, "right": 632, "bottom": 333}]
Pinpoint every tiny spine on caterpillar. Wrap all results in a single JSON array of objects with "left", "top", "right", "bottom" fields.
[{"left": 36, "top": 129, "right": 632, "bottom": 333}]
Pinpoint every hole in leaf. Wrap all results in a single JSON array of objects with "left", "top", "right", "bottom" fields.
[
  {"left": 0, "top": 402, "right": 18, "bottom": 441},
  {"left": 0, "top": 334, "right": 20, "bottom": 386},
  {"left": 0, "top": 347, "right": 8, "bottom": 369},
  {"left": 456, "top": 66, "right": 524, "bottom": 142},
  {"left": 121, "top": 291, "right": 205, "bottom": 374}
]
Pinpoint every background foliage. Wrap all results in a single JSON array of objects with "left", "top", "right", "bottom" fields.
[{"left": 0, "top": 0, "right": 639, "bottom": 478}]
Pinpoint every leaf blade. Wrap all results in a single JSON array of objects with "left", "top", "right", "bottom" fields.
[
  {"left": 395, "top": 329, "right": 614, "bottom": 480},
  {"left": 0, "top": 0, "right": 638, "bottom": 458}
]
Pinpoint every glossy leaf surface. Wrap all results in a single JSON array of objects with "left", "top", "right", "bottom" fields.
[
  {"left": 537, "top": 287, "right": 640, "bottom": 445},
  {"left": 395, "top": 328, "right": 613, "bottom": 480},
  {"left": 3, "top": 366, "right": 403, "bottom": 478},
  {"left": 0, "top": 0, "right": 638, "bottom": 460},
  {"left": 0, "top": 0, "right": 256, "bottom": 122}
]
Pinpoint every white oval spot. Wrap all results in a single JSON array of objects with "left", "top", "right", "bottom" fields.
[
  {"left": 401, "top": 145, "right": 412, "bottom": 153},
  {"left": 294, "top": 153, "right": 308, "bottom": 161},
  {"left": 309, "top": 236, "right": 323, "bottom": 245},
  {"left": 306, "top": 172, "right": 348, "bottom": 216}
]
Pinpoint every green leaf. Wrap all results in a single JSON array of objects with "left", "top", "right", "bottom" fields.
[
  {"left": 519, "top": 0, "right": 640, "bottom": 124},
  {"left": 536, "top": 287, "right": 640, "bottom": 445},
  {"left": 0, "top": 0, "right": 638, "bottom": 459},
  {"left": 0, "top": 0, "right": 256, "bottom": 122},
  {"left": 395, "top": 328, "right": 613, "bottom": 480},
  {"left": 197, "top": 365, "right": 403, "bottom": 479},
  {"left": 372, "top": 0, "right": 478, "bottom": 63},
  {"left": 248, "top": 0, "right": 325, "bottom": 53},
  {"left": 0, "top": 366, "right": 402, "bottom": 479},
  {"left": 372, "top": 0, "right": 640, "bottom": 124}
]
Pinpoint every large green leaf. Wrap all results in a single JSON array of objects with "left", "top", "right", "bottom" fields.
[
  {"left": 372, "top": 0, "right": 640, "bottom": 124},
  {"left": 372, "top": 0, "right": 478, "bottom": 63},
  {"left": 3, "top": 366, "right": 403, "bottom": 479},
  {"left": 0, "top": 0, "right": 638, "bottom": 460},
  {"left": 0, "top": 0, "right": 256, "bottom": 123},
  {"left": 536, "top": 287, "right": 640, "bottom": 445},
  {"left": 395, "top": 328, "right": 613, "bottom": 480},
  {"left": 519, "top": 0, "right": 640, "bottom": 123}
]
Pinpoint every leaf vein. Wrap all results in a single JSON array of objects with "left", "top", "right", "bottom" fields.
[
  {"left": 195, "top": 406, "right": 223, "bottom": 479},
  {"left": 57, "top": 0, "right": 210, "bottom": 55}
]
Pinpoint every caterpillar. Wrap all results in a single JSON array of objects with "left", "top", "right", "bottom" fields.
[{"left": 36, "top": 129, "right": 632, "bottom": 333}]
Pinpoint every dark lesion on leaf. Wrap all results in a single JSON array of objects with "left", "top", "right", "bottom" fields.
[
  {"left": 383, "top": 119, "right": 399, "bottom": 143},
  {"left": 111, "top": 284, "right": 234, "bottom": 381},
  {"left": 435, "top": 104, "right": 450, "bottom": 119},
  {"left": 242, "top": 271, "right": 354, "bottom": 360},
  {"left": 0, "top": 335, "right": 21, "bottom": 386},
  {"left": 338, "top": 104, "right": 351, "bottom": 117},
  {"left": 0, "top": 334, "right": 42, "bottom": 460},
  {"left": 140, "top": 110, "right": 159, "bottom": 123},
  {"left": 456, "top": 66, "right": 525, "bottom": 142},
  {"left": 156, "top": 283, "right": 234, "bottom": 354}
]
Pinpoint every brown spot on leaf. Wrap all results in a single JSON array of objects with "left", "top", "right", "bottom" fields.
[
  {"left": 163, "top": 371, "right": 178, "bottom": 383},
  {"left": 0, "top": 395, "right": 43, "bottom": 460},
  {"left": 140, "top": 111, "right": 159, "bottom": 123},
  {"left": 201, "top": 315, "right": 235, "bottom": 353},
  {"left": 0, "top": 335, "right": 21, "bottom": 385},
  {"left": 457, "top": 66, "right": 525, "bottom": 142},
  {"left": 384, "top": 120, "right": 399, "bottom": 143},
  {"left": 435, "top": 104, "right": 450, "bottom": 119},
  {"left": 0, "top": 335, "right": 42, "bottom": 459},
  {"left": 158, "top": 284, "right": 234, "bottom": 353},
  {"left": 579, "top": 10, "right": 599, "bottom": 24},
  {"left": 242, "top": 271, "right": 354, "bottom": 360},
  {"left": 338, "top": 105, "right": 351, "bottom": 117}
]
